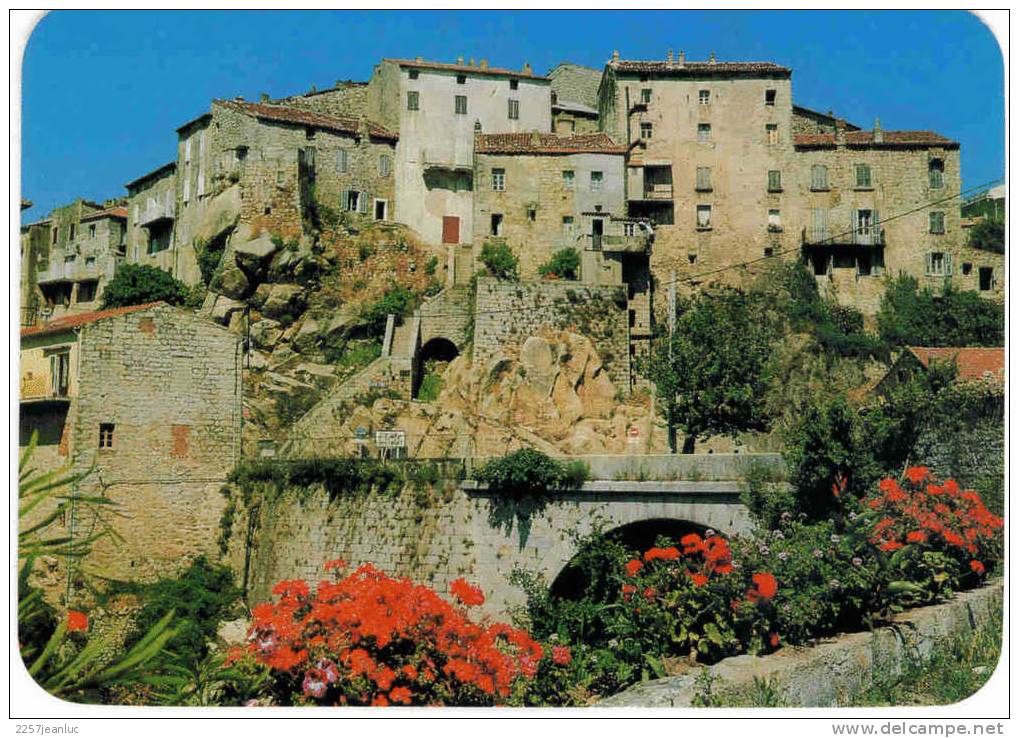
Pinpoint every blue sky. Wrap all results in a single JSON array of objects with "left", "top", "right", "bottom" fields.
[{"left": 20, "top": 10, "right": 1004, "bottom": 220}]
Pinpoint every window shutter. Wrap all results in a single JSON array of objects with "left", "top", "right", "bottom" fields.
[
  {"left": 340, "top": 189, "right": 349, "bottom": 211},
  {"left": 851, "top": 209, "right": 859, "bottom": 238},
  {"left": 359, "top": 192, "right": 369, "bottom": 214},
  {"left": 925, "top": 251, "right": 933, "bottom": 276},
  {"left": 874, "top": 210, "right": 880, "bottom": 241},
  {"left": 946, "top": 253, "right": 953, "bottom": 276}
]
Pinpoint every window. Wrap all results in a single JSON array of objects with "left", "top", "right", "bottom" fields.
[
  {"left": 455, "top": 95, "right": 467, "bottom": 115},
  {"left": 688, "top": 254, "right": 697, "bottom": 264},
  {"left": 86, "top": 224, "right": 94, "bottom": 239},
  {"left": 184, "top": 137, "right": 191, "bottom": 163},
  {"left": 527, "top": 206, "right": 536, "bottom": 222},
  {"left": 52, "top": 227, "right": 58, "bottom": 244},
  {"left": 962, "top": 262, "right": 973, "bottom": 276},
  {"left": 929, "top": 159, "right": 944, "bottom": 189},
  {"left": 765, "top": 89, "right": 777, "bottom": 106},
  {"left": 99, "top": 423, "right": 115, "bottom": 449},
  {"left": 64, "top": 254, "right": 75, "bottom": 264},
  {"left": 49, "top": 350, "right": 70, "bottom": 397},
  {"left": 640, "top": 122, "right": 653, "bottom": 139},
  {"left": 697, "top": 123, "right": 711, "bottom": 142},
  {"left": 69, "top": 224, "right": 76, "bottom": 240},
  {"left": 764, "top": 247, "right": 775, "bottom": 257},
  {"left": 562, "top": 216, "right": 575, "bottom": 240},
  {"left": 696, "top": 204, "right": 712, "bottom": 228},
  {"left": 855, "top": 163, "right": 872, "bottom": 188},
  {"left": 379, "top": 154, "right": 391, "bottom": 176},
  {"left": 695, "top": 167, "right": 712, "bottom": 191},
  {"left": 767, "top": 170, "right": 782, "bottom": 192},
  {"left": 236, "top": 146, "right": 248, "bottom": 162},
  {"left": 409, "top": 69, "right": 419, "bottom": 80},
  {"left": 85, "top": 256, "right": 96, "bottom": 268},
  {"left": 768, "top": 209, "right": 782, "bottom": 230},
  {"left": 508, "top": 99, "right": 519, "bottom": 120},
  {"left": 623, "top": 222, "right": 637, "bottom": 237},
  {"left": 925, "top": 251, "right": 951, "bottom": 277},
  {"left": 641, "top": 88, "right": 652, "bottom": 104},
  {"left": 337, "top": 149, "right": 349, "bottom": 173},
  {"left": 510, "top": 79, "right": 519, "bottom": 90},
  {"left": 698, "top": 89, "right": 710, "bottom": 105},
  {"left": 810, "top": 164, "right": 829, "bottom": 190},
  {"left": 979, "top": 266, "right": 993, "bottom": 291},
  {"left": 590, "top": 171, "right": 603, "bottom": 192},
  {"left": 77, "top": 280, "right": 97, "bottom": 303},
  {"left": 562, "top": 170, "right": 575, "bottom": 190},
  {"left": 929, "top": 211, "right": 945, "bottom": 234},
  {"left": 766, "top": 124, "right": 778, "bottom": 145},
  {"left": 407, "top": 91, "right": 419, "bottom": 110},
  {"left": 491, "top": 168, "right": 505, "bottom": 191},
  {"left": 456, "top": 74, "right": 466, "bottom": 84},
  {"left": 275, "top": 170, "right": 285, "bottom": 186},
  {"left": 490, "top": 213, "right": 503, "bottom": 236}
]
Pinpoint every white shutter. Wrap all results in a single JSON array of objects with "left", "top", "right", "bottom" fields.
[
  {"left": 359, "top": 192, "right": 369, "bottom": 214},
  {"left": 183, "top": 177, "right": 190, "bottom": 203},
  {"left": 945, "top": 253, "right": 953, "bottom": 276},
  {"left": 925, "top": 251, "right": 933, "bottom": 276},
  {"left": 340, "top": 189, "right": 349, "bottom": 211}
]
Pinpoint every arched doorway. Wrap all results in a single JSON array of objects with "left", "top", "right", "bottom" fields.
[
  {"left": 412, "top": 337, "right": 460, "bottom": 399},
  {"left": 549, "top": 517, "right": 710, "bottom": 601}
]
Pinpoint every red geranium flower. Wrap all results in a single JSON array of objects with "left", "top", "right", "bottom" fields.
[
  {"left": 906, "top": 530, "right": 927, "bottom": 544},
  {"left": 769, "top": 632, "right": 780, "bottom": 648},
  {"left": 389, "top": 686, "right": 413, "bottom": 705},
  {"left": 751, "top": 572, "right": 778, "bottom": 599},
  {"left": 551, "top": 646, "right": 572, "bottom": 666},
  {"left": 904, "top": 466, "right": 930, "bottom": 484},
  {"left": 449, "top": 578, "right": 485, "bottom": 607},
  {"left": 970, "top": 560, "right": 986, "bottom": 575},
  {"left": 624, "top": 559, "right": 643, "bottom": 577},
  {"left": 67, "top": 610, "right": 88, "bottom": 632}
]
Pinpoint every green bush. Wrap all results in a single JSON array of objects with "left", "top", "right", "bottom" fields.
[
  {"left": 360, "top": 284, "right": 418, "bottom": 338},
  {"left": 538, "top": 248, "right": 581, "bottom": 280},
  {"left": 100, "top": 263, "right": 189, "bottom": 309},
  {"left": 228, "top": 457, "right": 404, "bottom": 502},
  {"left": 479, "top": 241, "right": 519, "bottom": 281},
  {"left": 877, "top": 274, "right": 1004, "bottom": 347},
  {"left": 195, "top": 236, "right": 227, "bottom": 286},
  {"left": 122, "top": 556, "right": 241, "bottom": 666},
  {"left": 966, "top": 218, "right": 1004, "bottom": 254},
  {"left": 477, "top": 448, "right": 587, "bottom": 498},
  {"left": 417, "top": 372, "right": 443, "bottom": 402},
  {"left": 274, "top": 386, "right": 320, "bottom": 428}
]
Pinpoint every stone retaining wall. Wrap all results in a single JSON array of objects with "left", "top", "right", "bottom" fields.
[{"left": 597, "top": 580, "right": 1003, "bottom": 708}]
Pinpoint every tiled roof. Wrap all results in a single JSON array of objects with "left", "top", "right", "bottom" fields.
[
  {"left": 907, "top": 347, "right": 1004, "bottom": 384},
  {"left": 611, "top": 59, "right": 791, "bottom": 76},
  {"left": 215, "top": 99, "right": 399, "bottom": 142},
  {"left": 79, "top": 206, "right": 129, "bottom": 222},
  {"left": 794, "top": 130, "right": 958, "bottom": 148},
  {"left": 21, "top": 302, "right": 163, "bottom": 339},
  {"left": 475, "top": 132, "right": 626, "bottom": 155},
  {"left": 384, "top": 57, "right": 548, "bottom": 80}
]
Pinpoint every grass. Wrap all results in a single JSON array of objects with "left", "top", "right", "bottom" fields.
[
  {"left": 417, "top": 372, "right": 443, "bottom": 402},
  {"left": 850, "top": 616, "right": 1002, "bottom": 706}
]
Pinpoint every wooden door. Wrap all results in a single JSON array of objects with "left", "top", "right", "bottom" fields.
[{"left": 442, "top": 216, "right": 460, "bottom": 244}]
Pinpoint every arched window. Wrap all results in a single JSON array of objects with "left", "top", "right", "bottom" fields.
[{"left": 929, "top": 159, "right": 944, "bottom": 189}]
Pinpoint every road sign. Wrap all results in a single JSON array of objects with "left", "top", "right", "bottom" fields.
[{"left": 375, "top": 430, "right": 406, "bottom": 449}]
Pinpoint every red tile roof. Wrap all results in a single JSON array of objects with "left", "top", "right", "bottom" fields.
[
  {"left": 475, "top": 132, "right": 626, "bottom": 155},
  {"left": 794, "top": 130, "right": 958, "bottom": 148},
  {"left": 21, "top": 302, "right": 163, "bottom": 339},
  {"left": 384, "top": 58, "right": 548, "bottom": 80},
  {"left": 612, "top": 59, "right": 791, "bottom": 76},
  {"left": 215, "top": 99, "right": 398, "bottom": 142},
  {"left": 79, "top": 206, "right": 128, "bottom": 222},
  {"left": 907, "top": 347, "right": 1004, "bottom": 384}
]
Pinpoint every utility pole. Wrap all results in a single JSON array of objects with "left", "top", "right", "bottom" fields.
[{"left": 667, "top": 271, "right": 677, "bottom": 454}]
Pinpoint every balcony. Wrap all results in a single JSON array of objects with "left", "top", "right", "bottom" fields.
[
  {"left": 138, "top": 198, "right": 176, "bottom": 226},
  {"left": 801, "top": 226, "right": 885, "bottom": 247},
  {"left": 20, "top": 372, "right": 70, "bottom": 404},
  {"left": 37, "top": 260, "right": 103, "bottom": 285},
  {"left": 629, "top": 183, "right": 673, "bottom": 202}
]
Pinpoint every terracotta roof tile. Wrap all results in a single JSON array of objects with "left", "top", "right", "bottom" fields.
[
  {"left": 384, "top": 58, "right": 548, "bottom": 80},
  {"left": 475, "top": 132, "right": 626, "bottom": 155},
  {"left": 215, "top": 99, "right": 398, "bottom": 142},
  {"left": 794, "top": 130, "right": 958, "bottom": 148},
  {"left": 79, "top": 206, "right": 128, "bottom": 222},
  {"left": 612, "top": 59, "right": 791, "bottom": 76},
  {"left": 907, "top": 347, "right": 1004, "bottom": 384},
  {"left": 21, "top": 302, "right": 164, "bottom": 339}
]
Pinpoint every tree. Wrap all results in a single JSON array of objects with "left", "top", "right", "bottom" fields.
[
  {"left": 538, "top": 248, "right": 580, "bottom": 280},
  {"left": 877, "top": 274, "right": 1003, "bottom": 347},
  {"left": 101, "top": 263, "right": 189, "bottom": 309},
  {"left": 966, "top": 218, "right": 1004, "bottom": 254},
  {"left": 478, "top": 241, "right": 519, "bottom": 280},
  {"left": 645, "top": 289, "right": 774, "bottom": 453}
]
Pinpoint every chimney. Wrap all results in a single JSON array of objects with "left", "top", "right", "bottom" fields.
[
  {"left": 709, "top": 52, "right": 716, "bottom": 64},
  {"left": 612, "top": 49, "right": 619, "bottom": 62},
  {"left": 457, "top": 55, "right": 465, "bottom": 65},
  {"left": 667, "top": 49, "right": 674, "bottom": 62},
  {"left": 522, "top": 62, "right": 532, "bottom": 75},
  {"left": 677, "top": 50, "right": 685, "bottom": 66},
  {"left": 480, "top": 59, "right": 488, "bottom": 70},
  {"left": 260, "top": 92, "right": 269, "bottom": 103},
  {"left": 873, "top": 117, "right": 883, "bottom": 143},
  {"left": 309, "top": 84, "right": 317, "bottom": 93}
]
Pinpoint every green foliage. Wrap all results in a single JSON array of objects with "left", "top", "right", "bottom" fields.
[
  {"left": 424, "top": 255, "right": 439, "bottom": 275},
  {"left": 417, "top": 372, "right": 443, "bottom": 402},
  {"left": 274, "top": 386, "right": 321, "bottom": 428},
  {"left": 324, "top": 337, "right": 381, "bottom": 369},
  {"left": 740, "top": 462, "right": 798, "bottom": 529},
  {"left": 360, "top": 283, "right": 419, "bottom": 338},
  {"left": 119, "top": 557, "right": 241, "bottom": 667},
  {"left": 100, "top": 263, "right": 189, "bottom": 309},
  {"left": 228, "top": 457, "right": 404, "bottom": 502},
  {"left": 644, "top": 288, "right": 774, "bottom": 450},
  {"left": 538, "top": 248, "right": 581, "bottom": 280},
  {"left": 877, "top": 274, "right": 1004, "bottom": 347},
  {"left": 477, "top": 448, "right": 587, "bottom": 498},
  {"left": 479, "top": 241, "right": 519, "bottom": 280},
  {"left": 195, "top": 236, "right": 227, "bottom": 286},
  {"left": 966, "top": 218, "right": 1004, "bottom": 254}
]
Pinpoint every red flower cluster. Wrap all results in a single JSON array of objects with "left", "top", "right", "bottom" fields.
[
  {"left": 867, "top": 469, "right": 1003, "bottom": 572},
  {"left": 235, "top": 562, "right": 550, "bottom": 706},
  {"left": 66, "top": 610, "right": 88, "bottom": 632},
  {"left": 746, "top": 572, "right": 778, "bottom": 603}
]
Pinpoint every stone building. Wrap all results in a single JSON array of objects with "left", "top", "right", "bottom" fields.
[
  {"left": 366, "top": 57, "right": 552, "bottom": 249},
  {"left": 125, "top": 162, "right": 178, "bottom": 275},
  {"left": 548, "top": 63, "right": 602, "bottom": 134},
  {"left": 19, "top": 302, "right": 242, "bottom": 591},
  {"left": 27, "top": 201, "right": 127, "bottom": 322},
  {"left": 271, "top": 79, "right": 369, "bottom": 119}
]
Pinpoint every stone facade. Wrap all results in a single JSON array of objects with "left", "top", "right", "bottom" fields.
[
  {"left": 367, "top": 58, "right": 552, "bottom": 246},
  {"left": 473, "top": 277, "right": 631, "bottom": 389},
  {"left": 18, "top": 302, "right": 242, "bottom": 598},
  {"left": 549, "top": 63, "right": 602, "bottom": 135},
  {"left": 272, "top": 81, "right": 369, "bottom": 119},
  {"left": 125, "top": 162, "right": 178, "bottom": 274}
]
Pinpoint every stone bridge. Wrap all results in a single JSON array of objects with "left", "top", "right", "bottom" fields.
[{"left": 239, "top": 453, "right": 783, "bottom": 617}]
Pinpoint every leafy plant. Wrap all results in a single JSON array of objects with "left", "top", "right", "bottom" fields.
[
  {"left": 479, "top": 241, "right": 519, "bottom": 281},
  {"left": 195, "top": 235, "right": 227, "bottom": 286},
  {"left": 360, "top": 284, "right": 418, "bottom": 338},
  {"left": 877, "top": 274, "right": 1004, "bottom": 347},
  {"left": 100, "top": 263, "right": 189, "bottom": 308},
  {"left": 477, "top": 448, "right": 587, "bottom": 499},
  {"left": 416, "top": 372, "right": 443, "bottom": 402},
  {"left": 538, "top": 248, "right": 581, "bottom": 280},
  {"left": 966, "top": 218, "right": 1004, "bottom": 254}
]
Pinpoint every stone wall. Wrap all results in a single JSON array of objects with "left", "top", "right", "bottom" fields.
[
  {"left": 472, "top": 277, "right": 631, "bottom": 389},
  {"left": 125, "top": 163, "right": 178, "bottom": 275},
  {"left": 274, "top": 82, "right": 369, "bottom": 119}
]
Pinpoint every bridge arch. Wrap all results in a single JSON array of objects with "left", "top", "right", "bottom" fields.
[{"left": 412, "top": 336, "right": 461, "bottom": 398}]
